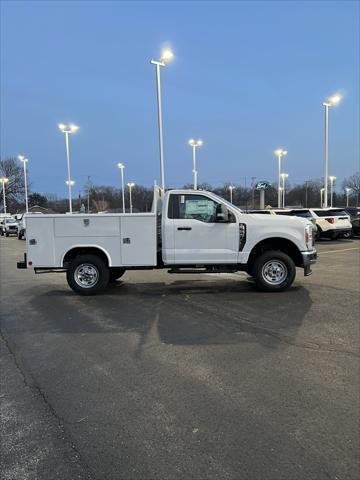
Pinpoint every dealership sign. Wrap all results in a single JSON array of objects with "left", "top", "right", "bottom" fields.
[{"left": 256, "top": 181, "right": 271, "bottom": 190}]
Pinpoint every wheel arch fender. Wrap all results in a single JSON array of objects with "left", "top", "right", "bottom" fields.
[
  {"left": 247, "top": 237, "right": 303, "bottom": 271},
  {"left": 61, "top": 245, "right": 112, "bottom": 268}
]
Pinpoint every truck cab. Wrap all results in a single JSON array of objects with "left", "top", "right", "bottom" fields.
[{"left": 17, "top": 188, "right": 317, "bottom": 295}]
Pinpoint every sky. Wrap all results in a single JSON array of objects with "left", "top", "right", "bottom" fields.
[{"left": 1, "top": 0, "right": 359, "bottom": 196}]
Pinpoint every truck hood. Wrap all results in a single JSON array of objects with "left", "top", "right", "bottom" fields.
[{"left": 245, "top": 213, "right": 311, "bottom": 229}]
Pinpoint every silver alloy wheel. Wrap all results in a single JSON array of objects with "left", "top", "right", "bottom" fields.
[
  {"left": 74, "top": 263, "right": 99, "bottom": 288},
  {"left": 261, "top": 260, "right": 288, "bottom": 285}
]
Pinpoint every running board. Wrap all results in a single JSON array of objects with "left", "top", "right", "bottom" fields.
[{"left": 168, "top": 267, "right": 238, "bottom": 274}]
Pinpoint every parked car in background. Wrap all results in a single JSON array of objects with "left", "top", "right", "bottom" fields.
[
  {"left": 344, "top": 207, "right": 360, "bottom": 237},
  {"left": 17, "top": 215, "right": 26, "bottom": 240},
  {"left": 0, "top": 216, "right": 19, "bottom": 237},
  {"left": 309, "top": 208, "right": 352, "bottom": 240},
  {"left": 17, "top": 212, "right": 44, "bottom": 240},
  {"left": 274, "top": 209, "right": 319, "bottom": 240},
  {"left": 247, "top": 209, "right": 273, "bottom": 215},
  {"left": 247, "top": 208, "right": 319, "bottom": 240}
]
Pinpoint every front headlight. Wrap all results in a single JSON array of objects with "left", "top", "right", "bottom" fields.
[{"left": 305, "top": 224, "right": 313, "bottom": 249}]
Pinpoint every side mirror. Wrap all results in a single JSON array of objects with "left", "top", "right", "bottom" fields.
[{"left": 216, "top": 204, "right": 229, "bottom": 222}]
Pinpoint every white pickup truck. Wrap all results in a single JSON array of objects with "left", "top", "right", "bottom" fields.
[{"left": 17, "top": 188, "right": 317, "bottom": 295}]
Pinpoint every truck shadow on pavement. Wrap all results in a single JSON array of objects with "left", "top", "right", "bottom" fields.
[{"left": 26, "top": 277, "right": 313, "bottom": 353}]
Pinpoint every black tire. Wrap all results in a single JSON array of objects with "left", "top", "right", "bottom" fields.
[
  {"left": 5, "top": 232, "right": 9, "bottom": 237},
  {"left": 109, "top": 267, "right": 126, "bottom": 282},
  {"left": 18, "top": 232, "right": 23, "bottom": 240},
  {"left": 66, "top": 254, "right": 110, "bottom": 296},
  {"left": 342, "top": 231, "right": 352, "bottom": 239},
  {"left": 251, "top": 250, "right": 296, "bottom": 292}
]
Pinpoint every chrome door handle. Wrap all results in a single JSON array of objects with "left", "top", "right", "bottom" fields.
[{"left": 177, "top": 227, "right": 192, "bottom": 231}]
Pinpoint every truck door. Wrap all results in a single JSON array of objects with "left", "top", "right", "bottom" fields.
[{"left": 168, "top": 193, "right": 239, "bottom": 264}]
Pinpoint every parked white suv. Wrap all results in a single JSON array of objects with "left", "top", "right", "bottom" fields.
[{"left": 309, "top": 208, "right": 352, "bottom": 240}]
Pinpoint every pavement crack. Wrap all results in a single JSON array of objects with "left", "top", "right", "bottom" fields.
[{"left": 0, "top": 329, "right": 95, "bottom": 480}]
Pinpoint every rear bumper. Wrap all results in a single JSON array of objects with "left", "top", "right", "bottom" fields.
[
  {"left": 320, "top": 228, "right": 352, "bottom": 238},
  {"left": 17, "top": 252, "right": 27, "bottom": 269},
  {"left": 301, "top": 249, "right": 317, "bottom": 276}
]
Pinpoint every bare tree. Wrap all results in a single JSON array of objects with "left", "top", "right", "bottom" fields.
[
  {"left": 342, "top": 172, "right": 360, "bottom": 205},
  {"left": 0, "top": 157, "right": 26, "bottom": 211}
]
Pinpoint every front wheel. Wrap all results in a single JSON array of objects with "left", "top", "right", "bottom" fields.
[
  {"left": 251, "top": 250, "right": 296, "bottom": 292},
  {"left": 66, "top": 254, "right": 110, "bottom": 295}
]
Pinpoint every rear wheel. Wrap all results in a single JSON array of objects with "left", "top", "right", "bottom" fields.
[
  {"left": 342, "top": 230, "right": 352, "bottom": 239},
  {"left": 252, "top": 250, "right": 296, "bottom": 292},
  {"left": 66, "top": 254, "right": 110, "bottom": 295}
]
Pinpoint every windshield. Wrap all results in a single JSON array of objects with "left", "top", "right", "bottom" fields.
[
  {"left": 5, "top": 218, "right": 16, "bottom": 223},
  {"left": 207, "top": 192, "right": 243, "bottom": 213}
]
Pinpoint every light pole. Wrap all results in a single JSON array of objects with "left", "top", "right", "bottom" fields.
[
  {"left": 274, "top": 149, "right": 287, "bottom": 208},
  {"left": 86, "top": 176, "right": 91, "bottom": 213},
  {"left": 188, "top": 139, "right": 203, "bottom": 189},
  {"left": 345, "top": 187, "right": 352, "bottom": 207},
  {"left": 127, "top": 182, "right": 135, "bottom": 214},
  {"left": 323, "top": 93, "right": 342, "bottom": 208},
  {"left": 281, "top": 173, "right": 289, "bottom": 208},
  {"left": 329, "top": 176, "right": 336, "bottom": 208},
  {"left": 117, "top": 163, "right": 125, "bottom": 213},
  {"left": 65, "top": 180, "right": 75, "bottom": 212},
  {"left": 229, "top": 185, "right": 235, "bottom": 204},
  {"left": 18, "top": 155, "right": 29, "bottom": 212},
  {"left": 0, "top": 177, "right": 9, "bottom": 214},
  {"left": 304, "top": 180, "right": 311, "bottom": 208},
  {"left": 58, "top": 123, "right": 78, "bottom": 213},
  {"left": 150, "top": 48, "right": 174, "bottom": 191},
  {"left": 320, "top": 188, "right": 325, "bottom": 208},
  {"left": 251, "top": 176, "right": 257, "bottom": 208}
]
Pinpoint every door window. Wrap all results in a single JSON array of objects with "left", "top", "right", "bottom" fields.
[{"left": 168, "top": 194, "right": 218, "bottom": 223}]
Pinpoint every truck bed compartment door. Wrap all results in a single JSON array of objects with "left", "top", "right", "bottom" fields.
[{"left": 120, "top": 216, "right": 157, "bottom": 266}]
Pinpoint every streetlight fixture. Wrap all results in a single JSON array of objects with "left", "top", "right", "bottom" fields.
[
  {"left": 228, "top": 185, "right": 235, "bottom": 204},
  {"left": 188, "top": 139, "right": 203, "bottom": 190},
  {"left": 127, "top": 182, "right": 135, "bottom": 214},
  {"left": 18, "top": 155, "right": 29, "bottom": 213},
  {"left": 117, "top": 163, "right": 126, "bottom": 213},
  {"left": 281, "top": 173, "right": 289, "bottom": 208},
  {"left": 58, "top": 123, "right": 79, "bottom": 213},
  {"left": 323, "top": 93, "right": 342, "bottom": 208},
  {"left": 320, "top": 187, "right": 325, "bottom": 208},
  {"left": 329, "top": 175, "right": 336, "bottom": 207},
  {"left": 0, "top": 177, "right": 9, "bottom": 214},
  {"left": 345, "top": 187, "right": 352, "bottom": 207},
  {"left": 274, "top": 149, "right": 287, "bottom": 208},
  {"left": 150, "top": 48, "right": 174, "bottom": 191}
]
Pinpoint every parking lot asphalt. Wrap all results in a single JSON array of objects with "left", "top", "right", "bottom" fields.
[{"left": 1, "top": 236, "right": 359, "bottom": 480}]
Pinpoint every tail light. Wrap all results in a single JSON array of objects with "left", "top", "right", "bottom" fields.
[{"left": 326, "top": 218, "right": 334, "bottom": 224}]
